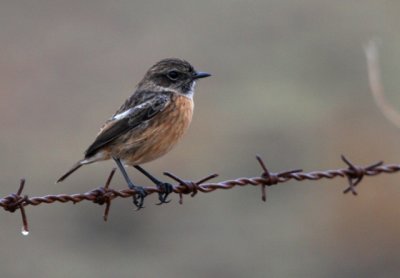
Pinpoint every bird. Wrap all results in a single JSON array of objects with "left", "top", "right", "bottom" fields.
[{"left": 56, "top": 58, "right": 211, "bottom": 208}]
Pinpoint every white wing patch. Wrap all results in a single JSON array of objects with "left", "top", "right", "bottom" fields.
[
  {"left": 112, "top": 109, "right": 133, "bottom": 120},
  {"left": 112, "top": 101, "right": 149, "bottom": 120}
]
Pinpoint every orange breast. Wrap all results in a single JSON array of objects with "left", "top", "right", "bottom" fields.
[{"left": 118, "top": 94, "right": 194, "bottom": 165}]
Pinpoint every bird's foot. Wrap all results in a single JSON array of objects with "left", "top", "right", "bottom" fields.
[
  {"left": 129, "top": 184, "right": 148, "bottom": 210},
  {"left": 156, "top": 182, "right": 173, "bottom": 205}
]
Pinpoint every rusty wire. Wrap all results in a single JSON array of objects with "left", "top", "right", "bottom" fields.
[{"left": 1, "top": 155, "right": 399, "bottom": 234}]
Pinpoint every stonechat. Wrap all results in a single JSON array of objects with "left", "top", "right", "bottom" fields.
[{"left": 56, "top": 58, "right": 211, "bottom": 208}]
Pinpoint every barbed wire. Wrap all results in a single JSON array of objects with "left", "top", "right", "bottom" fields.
[{"left": 1, "top": 155, "right": 399, "bottom": 235}]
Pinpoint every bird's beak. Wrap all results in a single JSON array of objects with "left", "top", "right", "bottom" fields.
[{"left": 193, "top": 71, "right": 211, "bottom": 79}]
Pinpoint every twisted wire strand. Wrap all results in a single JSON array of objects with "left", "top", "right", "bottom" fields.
[{"left": 0, "top": 155, "right": 398, "bottom": 233}]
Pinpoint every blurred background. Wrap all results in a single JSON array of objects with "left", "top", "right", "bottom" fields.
[{"left": 1, "top": 0, "right": 400, "bottom": 277}]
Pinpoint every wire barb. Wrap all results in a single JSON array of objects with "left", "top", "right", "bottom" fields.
[
  {"left": 97, "top": 168, "right": 116, "bottom": 222},
  {"left": 164, "top": 172, "right": 218, "bottom": 204},
  {"left": 341, "top": 155, "right": 384, "bottom": 195},
  {"left": 1, "top": 155, "right": 400, "bottom": 233},
  {"left": 2, "top": 179, "right": 29, "bottom": 235},
  {"left": 256, "top": 155, "right": 302, "bottom": 201}
]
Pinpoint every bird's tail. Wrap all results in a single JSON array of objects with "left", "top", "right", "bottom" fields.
[{"left": 56, "top": 161, "right": 83, "bottom": 183}]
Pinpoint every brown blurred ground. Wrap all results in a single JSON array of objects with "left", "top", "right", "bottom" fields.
[{"left": 1, "top": 1, "right": 400, "bottom": 277}]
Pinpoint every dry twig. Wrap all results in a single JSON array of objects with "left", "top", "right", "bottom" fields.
[{"left": 365, "top": 39, "right": 400, "bottom": 128}]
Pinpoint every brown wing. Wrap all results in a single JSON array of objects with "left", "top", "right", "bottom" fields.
[{"left": 84, "top": 93, "right": 170, "bottom": 158}]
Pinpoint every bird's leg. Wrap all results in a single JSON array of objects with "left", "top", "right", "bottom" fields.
[
  {"left": 113, "top": 158, "right": 147, "bottom": 209},
  {"left": 134, "top": 165, "right": 173, "bottom": 205}
]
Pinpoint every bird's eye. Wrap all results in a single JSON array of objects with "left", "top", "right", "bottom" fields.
[{"left": 167, "top": 70, "right": 179, "bottom": 81}]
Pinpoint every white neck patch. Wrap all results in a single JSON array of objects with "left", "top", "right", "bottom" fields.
[{"left": 184, "top": 81, "right": 196, "bottom": 99}]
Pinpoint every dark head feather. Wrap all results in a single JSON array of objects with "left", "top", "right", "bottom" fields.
[{"left": 137, "top": 58, "right": 209, "bottom": 95}]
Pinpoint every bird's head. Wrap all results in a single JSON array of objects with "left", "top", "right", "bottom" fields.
[{"left": 138, "top": 58, "right": 211, "bottom": 97}]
